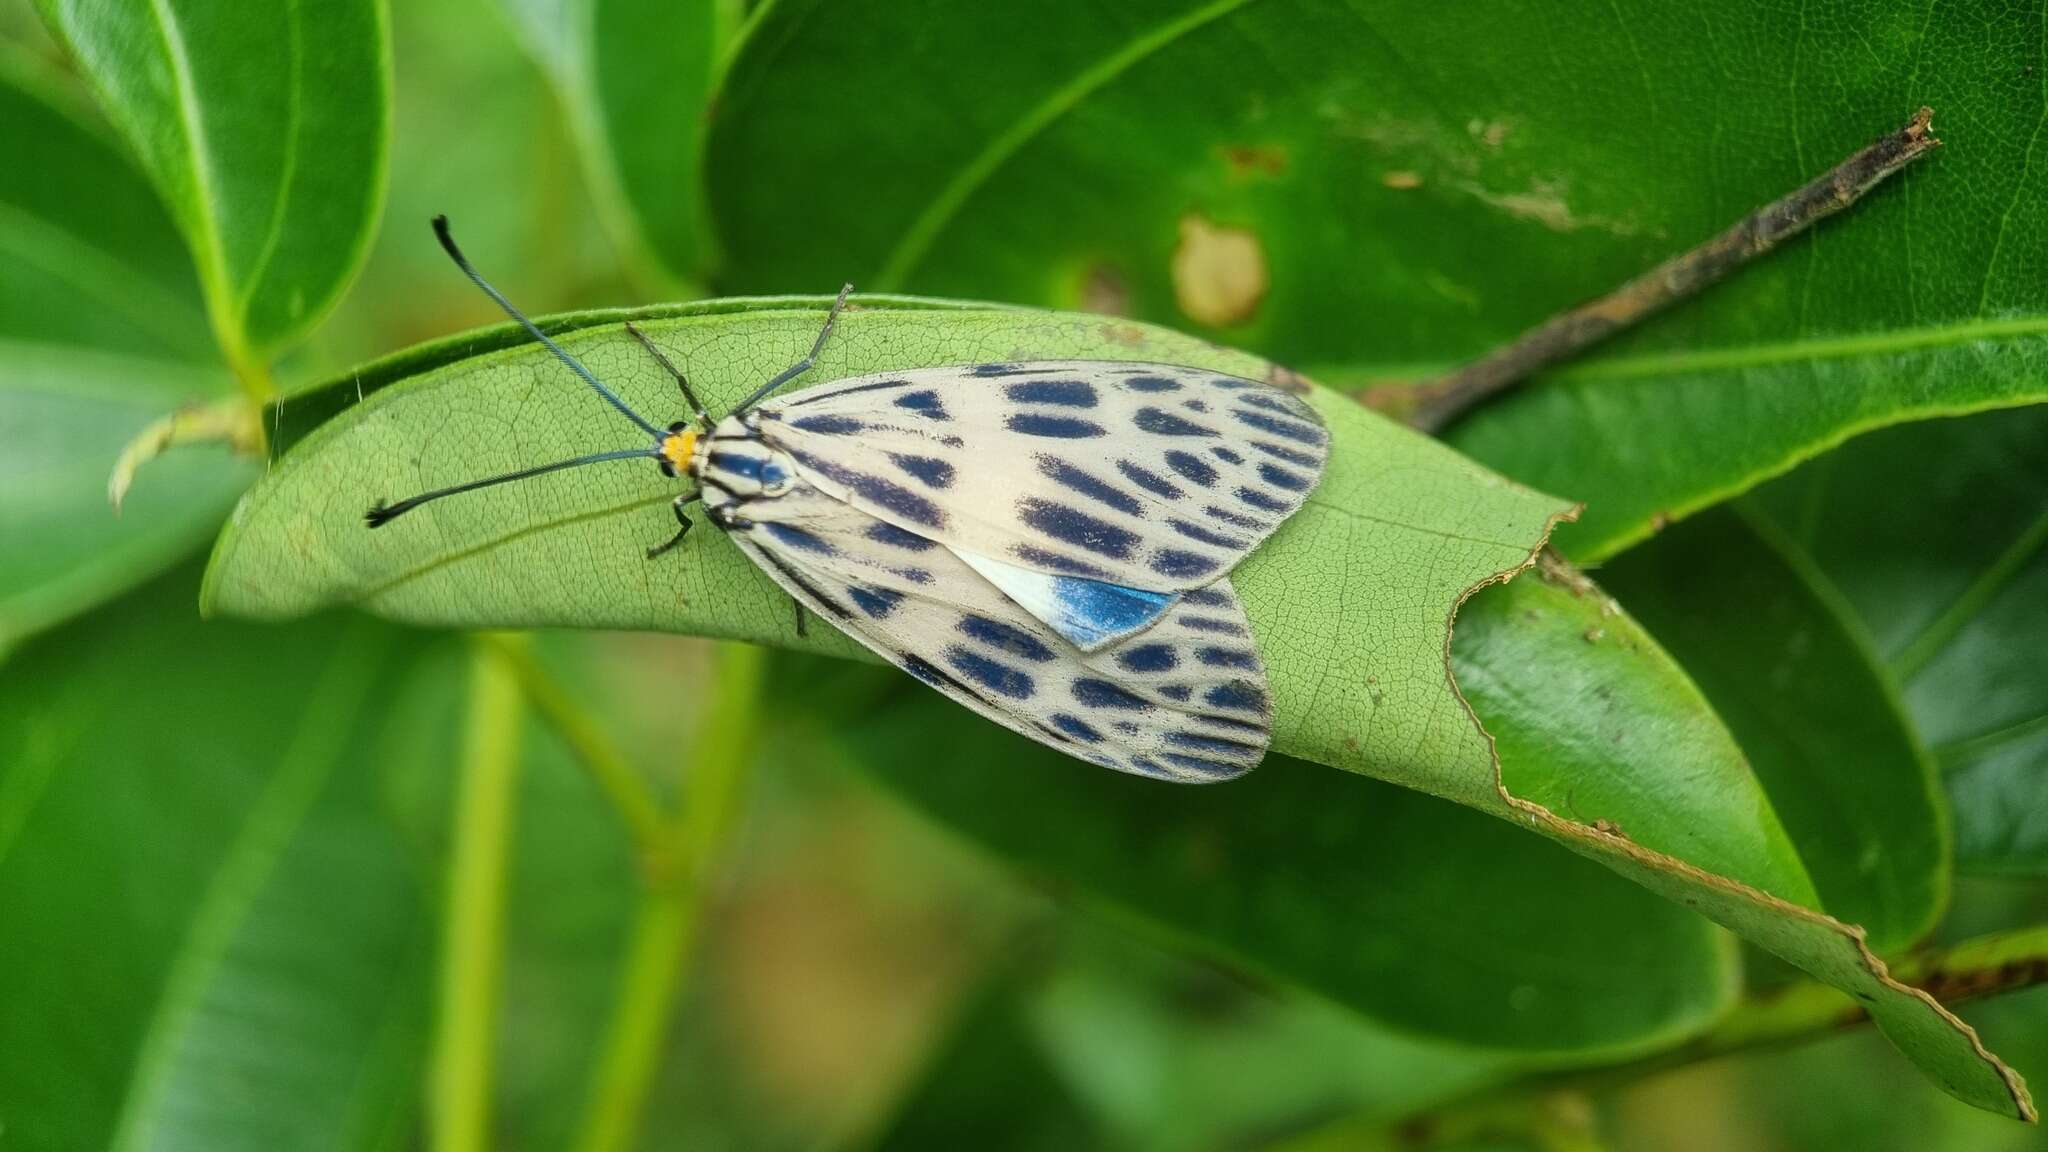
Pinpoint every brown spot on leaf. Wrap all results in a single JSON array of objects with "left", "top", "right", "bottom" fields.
[
  {"left": 1381, "top": 170, "right": 1423, "bottom": 190},
  {"left": 1220, "top": 143, "right": 1288, "bottom": 177},
  {"left": 1098, "top": 322, "right": 1146, "bottom": 347},
  {"left": 1172, "top": 214, "right": 1268, "bottom": 327}
]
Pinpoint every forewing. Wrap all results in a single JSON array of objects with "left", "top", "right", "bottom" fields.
[
  {"left": 752, "top": 360, "right": 1328, "bottom": 592},
  {"left": 727, "top": 481, "right": 1272, "bottom": 781}
]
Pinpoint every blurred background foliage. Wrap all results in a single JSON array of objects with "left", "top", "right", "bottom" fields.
[{"left": 2, "top": 0, "right": 2047, "bottom": 1150}]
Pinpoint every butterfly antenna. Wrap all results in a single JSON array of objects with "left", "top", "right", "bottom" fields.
[
  {"left": 433, "top": 215, "right": 665, "bottom": 442},
  {"left": 365, "top": 447, "right": 658, "bottom": 527},
  {"left": 732, "top": 282, "right": 855, "bottom": 414}
]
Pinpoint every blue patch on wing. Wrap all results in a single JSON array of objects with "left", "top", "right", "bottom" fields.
[
  {"left": 1047, "top": 574, "right": 1175, "bottom": 649},
  {"left": 953, "top": 545, "right": 1176, "bottom": 650}
]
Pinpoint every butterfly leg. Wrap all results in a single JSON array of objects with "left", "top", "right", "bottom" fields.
[
  {"left": 645, "top": 492, "right": 699, "bottom": 560},
  {"left": 793, "top": 599, "right": 809, "bottom": 638},
  {"left": 730, "top": 283, "right": 855, "bottom": 412},
  {"left": 623, "top": 321, "right": 708, "bottom": 424}
]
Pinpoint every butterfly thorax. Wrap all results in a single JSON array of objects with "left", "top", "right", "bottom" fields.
[{"left": 693, "top": 414, "right": 798, "bottom": 514}]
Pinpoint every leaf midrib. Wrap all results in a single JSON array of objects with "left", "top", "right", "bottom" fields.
[{"left": 872, "top": 0, "right": 1266, "bottom": 289}]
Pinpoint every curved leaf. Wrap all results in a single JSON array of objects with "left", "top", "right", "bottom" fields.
[
  {"left": 706, "top": 0, "right": 2048, "bottom": 560},
  {"left": 502, "top": 0, "right": 735, "bottom": 288},
  {"left": 1598, "top": 506, "right": 1949, "bottom": 953},
  {"left": 203, "top": 301, "right": 2029, "bottom": 1115},
  {"left": 1749, "top": 405, "right": 2048, "bottom": 876},
  {"left": 0, "top": 55, "right": 247, "bottom": 650},
  {"left": 35, "top": 0, "right": 390, "bottom": 373}
]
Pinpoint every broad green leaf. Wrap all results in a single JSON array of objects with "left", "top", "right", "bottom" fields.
[
  {"left": 705, "top": 0, "right": 2048, "bottom": 560},
  {"left": 1749, "top": 406, "right": 2048, "bottom": 876},
  {"left": 830, "top": 662, "right": 1740, "bottom": 1055},
  {"left": 867, "top": 960, "right": 1105, "bottom": 1152},
  {"left": 1597, "top": 507, "right": 1948, "bottom": 953},
  {"left": 35, "top": 0, "right": 390, "bottom": 374},
  {"left": 501, "top": 0, "right": 735, "bottom": 288},
  {"left": 0, "top": 49, "right": 210, "bottom": 360},
  {"left": 1022, "top": 924, "right": 1514, "bottom": 1149},
  {"left": 201, "top": 302, "right": 2029, "bottom": 1114},
  {"left": 0, "top": 56, "right": 249, "bottom": 649},
  {"left": 303, "top": 0, "right": 625, "bottom": 378},
  {"left": 0, "top": 567, "right": 450, "bottom": 1152}
]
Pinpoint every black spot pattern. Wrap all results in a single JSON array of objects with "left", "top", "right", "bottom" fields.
[
  {"left": 1204, "top": 505, "right": 1269, "bottom": 531},
  {"left": 1073, "top": 678, "right": 1151, "bottom": 710},
  {"left": 1010, "top": 543, "right": 1112, "bottom": 578},
  {"left": 1115, "top": 643, "right": 1178, "bottom": 673},
  {"left": 946, "top": 646, "right": 1035, "bottom": 699},
  {"left": 1237, "top": 486, "right": 1290, "bottom": 513},
  {"left": 1211, "top": 446, "right": 1243, "bottom": 465},
  {"left": 890, "top": 453, "right": 956, "bottom": 488},
  {"left": 1118, "top": 460, "right": 1183, "bottom": 499},
  {"left": 1050, "top": 713, "right": 1105, "bottom": 742},
  {"left": 1135, "top": 407, "right": 1215, "bottom": 437},
  {"left": 763, "top": 523, "right": 836, "bottom": 555},
  {"left": 1179, "top": 615, "right": 1248, "bottom": 636},
  {"left": 866, "top": 520, "right": 936, "bottom": 551},
  {"left": 785, "top": 377, "right": 911, "bottom": 407},
  {"left": 1205, "top": 681, "right": 1267, "bottom": 712},
  {"left": 1196, "top": 646, "right": 1259, "bottom": 670},
  {"left": 1124, "top": 375, "right": 1181, "bottom": 392},
  {"left": 1234, "top": 407, "right": 1327, "bottom": 446},
  {"left": 1039, "top": 457, "right": 1144, "bottom": 516},
  {"left": 1006, "top": 379, "right": 1097, "bottom": 407},
  {"left": 1018, "top": 497, "right": 1141, "bottom": 559},
  {"left": 958, "top": 615, "right": 1055, "bottom": 662},
  {"left": 1008, "top": 412, "right": 1107, "bottom": 438},
  {"left": 849, "top": 586, "right": 904, "bottom": 618},
  {"left": 1164, "top": 450, "right": 1216, "bottom": 486},
  {"left": 1150, "top": 549, "right": 1219, "bottom": 578},
  {"left": 788, "top": 448, "right": 945, "bottom": 529},
  {"left": 1169, "top": 518, "right": 1248, "bottom": 549},
  {"left": 1252, "top": 440, "right": 1319, "bottom": 467},
  {"left": 894, "top": 389, "right": 949, "bottom": 419},
  {"left": 791, "top": 413, "right": 864, "bottom": 435},
  {"left": 1259, "top": 462, "right": 1310, "bottom": 491}
]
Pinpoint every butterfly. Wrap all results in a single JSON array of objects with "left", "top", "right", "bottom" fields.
[{"left": 369, "top": 217, "right": 1327, "bottom": 782}]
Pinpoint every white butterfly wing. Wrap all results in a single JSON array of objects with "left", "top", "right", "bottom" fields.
[
  {"left": 727, "top": 482, "right": 1272, "bottom": 782},
  {"left": 752, "top": 361, "right": 1328, "bottom": 595}
]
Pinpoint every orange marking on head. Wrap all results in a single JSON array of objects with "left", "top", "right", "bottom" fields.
[{"left": 661, "top": 428, "right": 698, "bottom": 472}]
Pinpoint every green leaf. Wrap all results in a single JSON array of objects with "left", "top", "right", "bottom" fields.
[
  {"left": 502, "top": 0, "right": 735, "bottom": 288},
  {"left": 830, "top": 665, "right": 1739, "bottom": 1055},
  {"left": 1021, "top": 924, "right": 1514, "bottom": 1148},
  {"left": 35, "top": 0, "right": 390, "bottom": 376},
  {"left": 0, "top": 567, "right": 450, "bottom": 1152},
  {"left": 705, "top": 0, "right": 2048, "bottom": 560},
  {"left": 1748, "top": 406, "right": 2048, "bottom": 876},
  {"left": 0, "top": 56, "right": 250, "bottom": 649},
  {"left": 201, "top": 302, "right": 2031, "bottom": 1114},
  {"left": 0, "top": 48, "right": 210, "bottom": 360},
  {"left": 1596, "top": 506, "right": 1949, "bottom": 953}
]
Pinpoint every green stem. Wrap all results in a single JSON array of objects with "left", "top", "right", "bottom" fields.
[
  {"left": 431, "top": 634, "right": 527, "bottom": 1152},
  {"left": 572, "top": 643, "right": 769, "bottom": 1152},
  {"left": 484, "top": 635, "right": 667, "bottom": 851}
]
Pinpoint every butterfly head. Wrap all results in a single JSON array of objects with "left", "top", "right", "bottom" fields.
[{"left": 657, "top": 421, "right": 699, "bottom": 478}]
